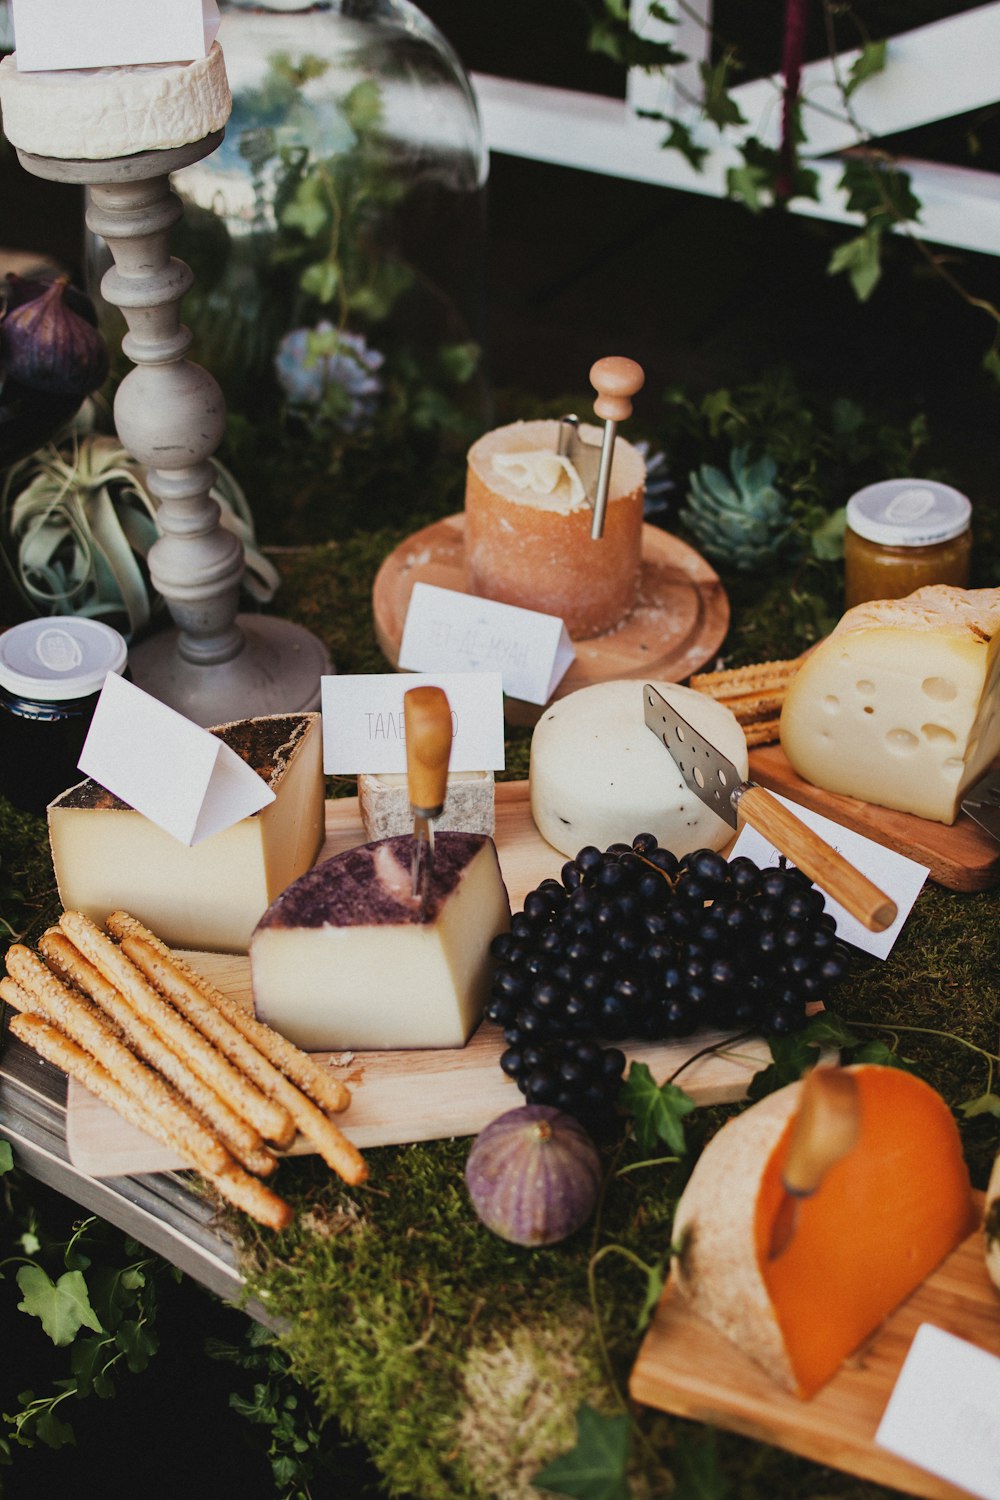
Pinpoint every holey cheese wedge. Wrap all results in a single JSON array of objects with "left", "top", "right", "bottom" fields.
[
  {"left": 670, "top": 1065, "right": 977, "bottom": 1399},
  {"left": 48, "top": 714, "right": 324, "bottom": 953},
  {"left": 249, "top": 833, "right": 511, "bottom": 1051},
  {"left": 780, "top": 585, "right": 1000, "bottom": 824}
]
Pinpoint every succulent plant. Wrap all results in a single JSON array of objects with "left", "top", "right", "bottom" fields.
[{"left": 680, "top": 445, "right": 795, "bottom": 571}]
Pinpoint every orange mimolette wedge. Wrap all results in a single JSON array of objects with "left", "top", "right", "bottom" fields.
[{"left": 670, "top": 1064, "right": 977, "bottom": 1398}]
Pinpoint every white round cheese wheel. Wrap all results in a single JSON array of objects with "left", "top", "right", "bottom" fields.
[
  {"left": 0, "top": 44, "right": 231, "bottom": 160},
  {"left": 529, "top": 679, "right": 748, "bottom": 858}
]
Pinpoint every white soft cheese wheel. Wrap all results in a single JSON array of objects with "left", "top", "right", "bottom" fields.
[
  {"left": 780, "top": 584, "right": 1000, "bottom": 824},
  {"left": 529, "top": 679, "right": 748, "bottom": 858},
  {"left": 0, "top": 44, "right": 231, "bottom": 160}
]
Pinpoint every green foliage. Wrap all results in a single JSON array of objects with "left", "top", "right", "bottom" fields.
[
  {"left": 673, "top": 1426, "right": 730, "bottom": 1499},
  {"left": 680, "top": 445, "right": 796, "bottom": 571},
  {"left": 618, "top": 1062, "right": 696, "bottom": 1155},
  {"left": 533, "top": 1402, "right": 631, "bottom": 1500}
]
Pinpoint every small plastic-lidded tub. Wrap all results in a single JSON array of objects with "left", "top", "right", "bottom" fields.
[
  {"left": 844, "top": 478, "right": 972, "bottom": 608},
  {"left": 0, "top": 617, "right": 128, "bottom": 815}
]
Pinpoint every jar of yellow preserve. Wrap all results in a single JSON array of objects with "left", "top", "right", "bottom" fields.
[{"left": 844, "top": 478, "right": 972, "bottom": 608}]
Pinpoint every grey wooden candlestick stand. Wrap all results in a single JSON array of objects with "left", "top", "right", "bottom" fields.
[{"left": 15, "top": 131, "right": 331, "bottom": 725}]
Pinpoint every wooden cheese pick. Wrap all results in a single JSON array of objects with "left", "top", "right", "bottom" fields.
[
  {"left": 589, "top": 355, "right": 644, "bottom": 539},
  {"left": 768, "top": 1065, "right": 860, "bottom": 1260},
  {"left": 404, "top": 685, "right": 453, "bottom": 912}
]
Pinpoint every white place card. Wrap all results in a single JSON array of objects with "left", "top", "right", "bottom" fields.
[
  {"left": 78, "top": 673, "right": 274, "bottom": 847},
  {"left": 321, "top": 671, "right": 505, "bottom": 775},
  {"left": 728, "top": 792, "right": 928, "bottom": 959},
  {"left": 11, "top": 0, "right": 220, "bottom": 72},
  {"left": 398, "top": 582, "right": 575, "bottom": 706},
  {"left": 876, "top": 1324, "right": 1000, "bottom": 1500}
]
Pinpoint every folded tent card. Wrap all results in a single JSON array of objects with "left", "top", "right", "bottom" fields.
[
  {"left": 10, "top": 0, "right": 220, "bottom": 72},
  {"left": 321, "top": 671, "right": 506, "bottom": 775},
  {"left": 78, "top": 673, "right": 275, "bottom": 847}
]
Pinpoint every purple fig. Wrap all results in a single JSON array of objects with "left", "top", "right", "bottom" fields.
[{"left": 1, "top": 273, "right": 108, "bottom": 396}]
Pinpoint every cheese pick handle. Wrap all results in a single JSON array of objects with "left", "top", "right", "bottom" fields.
[
  {"left": 404, "top": 685, "right": 453, "bottom": 906},
  {"left": 589, "top": 355, "right": 644, "bottom": 540},
  {"left": 768, "top": 1065, "right": 860, "bottom": 1260}
]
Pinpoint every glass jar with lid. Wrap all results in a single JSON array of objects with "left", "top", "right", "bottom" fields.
[
  {"left": 843, "top": 478, "right": 972, "bottom": 609},
  {"left": 0, "top": 616, "right": 128, "bottom": 814}
]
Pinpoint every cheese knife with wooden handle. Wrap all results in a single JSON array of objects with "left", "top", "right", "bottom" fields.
[
  {"left": 643, "top": 683, "right": 898, "bottom": 932},
  {"left": 404, "top": 685, "right": 453, "bottom": 915},
  {"left": 767, "top": 1064, "right": 860, "bottom": 1260}
]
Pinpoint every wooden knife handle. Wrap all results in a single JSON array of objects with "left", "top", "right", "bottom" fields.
[
  {"left": 404, "top": 686, "right": 453, "bottom": 813},
  {"left": 736, "top": 784, "right": 898, "bottom": 932},
  {"left": 782, "top": 1065, "right": 860, "bottom": 1196}
]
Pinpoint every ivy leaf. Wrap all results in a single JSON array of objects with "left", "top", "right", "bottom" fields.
[
  {"left": 619, "top": 1061, "right": 696, "bottom": 1155},
  {"left": 850, "top": 1039, "right": 915, "bottom": 1071},
  {"left": 810, "top": 505, "right": 846, "bottom": 561},
  {"left": 660, "top": 118, "right": 709, "bottom": 173},
  {"left": 845, "top": 40, "right": 887, "bottom": 98},
  {"left": 0, "top": 1139, "right": 13, "bottom": 1175},
  {"left": 34, "top": 1407, "right": 76, "bottom": 1450},
  {"left": 533, "top": 1403, "right": 631, "bottom": 1500},
  {"left": 71, "top": 1333, "right": 117, "bottom": 1399},
  {"left": 299, "top": 259, "right": 339, "bottom": 304},
  {"left": 341, "top": 79, "right": 382, "bottom": 133},
  {"left": 726, "top": 159, "right": 771, "bottom": 214},
  {"left": 828, "top": 228, "right": 883, "bottom": 302},
  {"left": 635, "top": 1259, "right": 667, "bottom": 1333},
  {"left": 746, "top": 1032, "right": 822, "bottom": 1101},
  {"left": 699, "top": 57, "right": 745, "bottom": 129},
  {"left": 278, "top": 176, "right": 330, "bottom": 239},
  {"left": 672, "top": 1426, "right": 730, "bottom": 1499},
  {"left": 960, "top": 1091, "right": 1000, "bottom": 1119},
  {"left": 16, "top": 1267, "right": 104, "bottom": 1347},
  {"left": 115, "top": 1318, "right": 159, "bottom": 1373},
  {"left": 796, "top": 1013, "right": 862, "bottom": 1051}
]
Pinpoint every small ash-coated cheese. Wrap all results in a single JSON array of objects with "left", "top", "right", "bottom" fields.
[
  {"left": 357, "top": 770, "right": 495, "bottom": 840},
  {"left": 250, "top": 833, "right": 511, "bottom": 1051}
]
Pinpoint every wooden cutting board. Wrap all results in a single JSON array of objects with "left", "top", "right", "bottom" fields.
[
  {"left": 66, "top": 782, "right": 772, "bottom": 1177},
  {"left": 630, "top": 1204, "right": 998, "bottom": 1500},
  {"left": 748, "top": 744, "right": 1000, "bottom": 893}
]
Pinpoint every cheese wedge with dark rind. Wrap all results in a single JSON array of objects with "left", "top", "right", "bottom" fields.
[
  {"left": 47, "top": 713, "right": 324, "bottom": 953},
  {"left": 249, "top": 832, "right": 511, "bottom": 1051}
]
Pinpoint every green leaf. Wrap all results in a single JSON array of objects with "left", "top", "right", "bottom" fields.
[
  {"left": 960, "top": 1091, "right": 1000, "bottom": 1119},
  {"left": 34, "top": 1407, "right": 76, "bottom": 1450},
  {"left": 982, "top": 345, "right": 1000, "bottom": 384},
  {"left": 660, "top": 118, "right": 709, "bottom": 173},
  {"left": 0, "top": 1139, "right": 12, "bottom": 1174},
  {"left": 533, "top": 1403, "right": 631, "bottom": 1500},
  {"left": 845, "top": 40, "right": 887, "bottom": 97},
  {"left": 115, "top": 1318, "right": 159, "bottom": 1373},
  {"left": 299, "top": 259, "right": 340, "bottom": 303},
  {"left": 71, "top": 1333, "right": 117, "bottom": 1399},
  {"left": 726, "top": 160, "right": 771, "bottom": 214},
  {"left": 746, "top": 1033, "right": 822, "bottom": 1101},
  {"left": 16, "top": 1267, "right": 104, "bottom": 1347},
  {"left": 635, "top": 1259, "right": 667, "bottom": 1333},
  {"left": 278, "top": 176, "right": 330, "bottom": 239},
  {"left": 341, "top": 79, "right": 383, "bottom": 134},
  {"left": 699, "top": 57, "right": 745, "bottom": 129},
  {"left": 619, "top": 1061, "right": 695, "bottom": 1155},
  {"left": 828, "top": 228, "right": 883, "bottom": 302},
  {"left": 810, "top": 505, "right": 846, "bottom": 561},
  {"left": 849, "top": 1039, "right": 915, "bottom": 1071},
  {"left": 673, "top": 1426, "right": 730, "bottom": 1499},
  {"left": 436, "top": 340, "right": 480, "bottom": 385}
]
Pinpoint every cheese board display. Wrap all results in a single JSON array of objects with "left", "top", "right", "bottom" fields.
[
  {"left": 371, "top": 514, "right": 730, "bottom": 725},
  {"left": 64, "top": 781, "right": 775, "bottom": 1176},
  {"left": 630, "top": 1204, "right": 997, "bottom": 1500}
]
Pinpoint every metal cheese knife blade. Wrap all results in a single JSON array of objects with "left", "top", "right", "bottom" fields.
[
  {"left": 404, "top": 685, "right": 453, "bottom": 917},
  {"left": 643, "top": 683, "right": 898, "bottom": 932},
  {"left": 961, "top": 768, "right": 1000, "bottom": 842}
]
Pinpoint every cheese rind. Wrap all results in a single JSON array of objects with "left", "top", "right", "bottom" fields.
[
  {"left": 0, "top": 43, "right": 231, "bottom": 160},
  {"left": 357, "top": 770, "right": 495, "bottom": 841},
  {"left": 529, "top": 679, "right": 748, "bottom": 858},
  {"left": 780, "top": 585, "right": 1000, "bottom": 824},
  {"left": 249, "top": 833, "right": 511, "bottom": 1051},
  {"left": 47, "top": 713, "right": 324, "bottom": 953}
]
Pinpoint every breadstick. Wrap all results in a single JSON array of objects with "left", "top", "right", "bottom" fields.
[
  {"left": 9, "top": 1014, "right": 292, "bottom": 1232},
  {"left": 24, "top": 937, "right": 277, "bottom": 1179},
  {"left": 58, "top": 912, "right": 293, "bottom": 1148},
  {"left": 1, "top": 961, "right": 233, "bottom": 1178},
  {"left": 106, "top": 911, "right": 351, "bottom": 1114}
]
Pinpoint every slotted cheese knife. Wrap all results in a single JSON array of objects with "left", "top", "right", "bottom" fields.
[
  {"left": 961, "top": 767, "right": 1000, "bottom": 842},
  {"left": 404, "top": 685, "right": 453, "bottom": 914},
  {"left": 767, "top": 1064, "right": 860, "bottom": 1260},
  {"left": 643, "top": 683, "right": 898, "bottom": 932}
]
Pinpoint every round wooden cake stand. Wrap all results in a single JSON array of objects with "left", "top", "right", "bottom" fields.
[{"left": 372, "top": 515, "right": 730, "bottom": 726}]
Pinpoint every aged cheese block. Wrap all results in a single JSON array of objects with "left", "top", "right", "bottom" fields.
[
  {"left": 529, "top": 679, "right": 748, "bottom": 858},
  {"left": 48, "top": 713, "right": 324, "bottom": 953},
  {"left": 249, "top": 833, "right": 511, "bottom": 1051},
  {"left": 671, "top": 1065, "right": 977, "bottom": 1398},
  {"left": 357, "top": 770, "right": 495, "bottom": 840},
  {"left": 465, "top": 418, "right": 645, "bottom": 639},
  {"left": 780, "top": 585, "right": 1000, "bottom": 824},
  {"left": 0, "top": 43, "right": 231, "bottom": 159}
]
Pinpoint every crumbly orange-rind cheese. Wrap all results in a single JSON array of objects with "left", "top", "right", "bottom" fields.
[
  {"left": 779, "top": 585, "right": 1000, "bottom": 823},
  {"left": 0, "top": 43, "right": 231, "bottom": 159}
]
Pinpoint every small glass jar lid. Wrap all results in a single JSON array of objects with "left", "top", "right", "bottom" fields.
[
  {"left": 0, "top": 617, "right": 128, "bottom": 702},
  {"left": 846, "top": 478, "right": 971, "bottom": 548}
]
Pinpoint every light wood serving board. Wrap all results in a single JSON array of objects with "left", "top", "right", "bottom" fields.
[
  {"left": 748, "top": 744, "right": 1000, "bottom": 893},
  {"left": 630, "top": 1203, "right": 998, "bottom": 1500},
  {"left": 371, "top": 514, "right": 730, "bottom": 726},
  {"left": 66, "top": 782, "right": 772, "bottom": 1177}
]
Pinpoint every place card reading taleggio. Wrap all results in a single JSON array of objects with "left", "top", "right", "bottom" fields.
[
  {"left": 876, "top": 1324, "right": 1000, "bottom": 1500},
  {"left": 728, "top": 792, "right": 928, "bottom": 959},
  {"left": 78, "top": 673, "right": 275, "bottom": 847},
  {"left": 398, "top": 583, "right": 575, "bottom": 706},
  {"left": 10, "top": 0, "right": 220, "bottom": 72},
  {"left": 321, "top": 671, "right": 505, "bottom": 775}
]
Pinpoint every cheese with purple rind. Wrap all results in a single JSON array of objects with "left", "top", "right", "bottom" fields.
[{"left": 249, "top": 832, "right": 511, "bottom": 1051}]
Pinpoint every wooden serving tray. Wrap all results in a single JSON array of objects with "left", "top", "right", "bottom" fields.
[
  {"left": 748, "top": 744, "right": 1000, "bottom": 893},
  {"left": 630, "top": 1205, "right": 998, "bottom": 1500},
  {"left": 66, "top": 783, "right": 772, "bottom": 1177},
  {"left": 371, "top": 514, "right": 730, "bottom": 726}
]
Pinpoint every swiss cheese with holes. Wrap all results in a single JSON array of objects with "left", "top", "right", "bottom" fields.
[{"left": 779, "top": 585, "right": 1000, "bottom": 824}]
